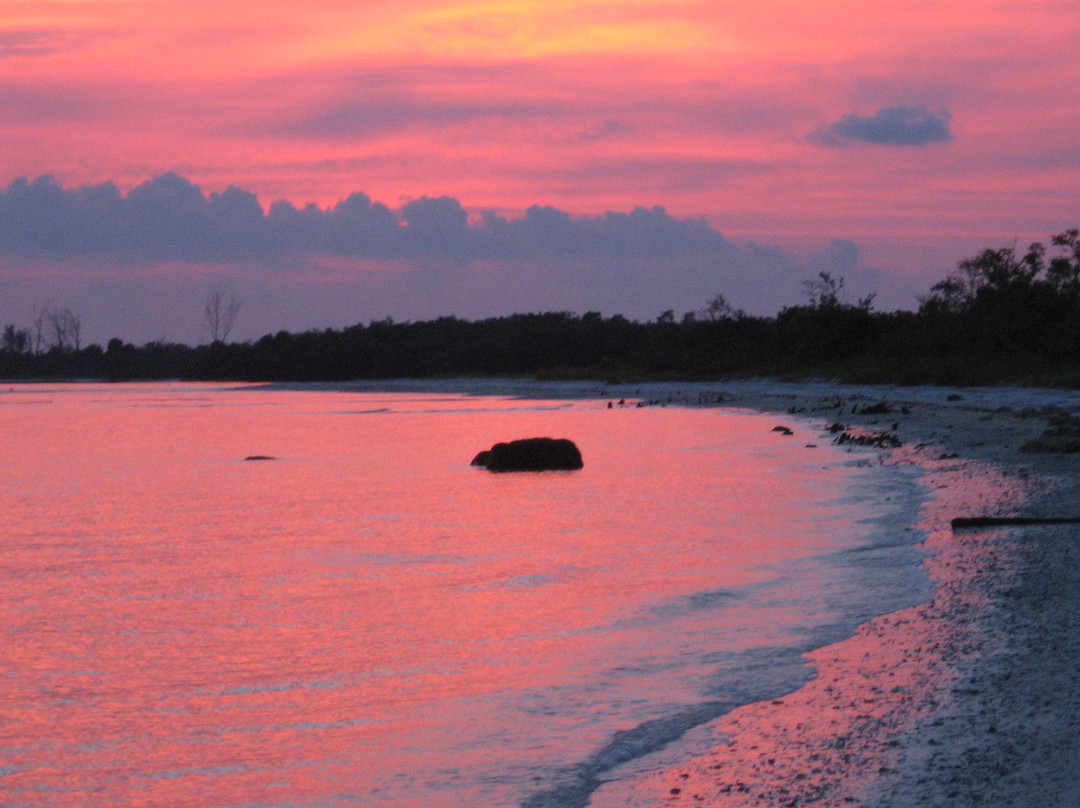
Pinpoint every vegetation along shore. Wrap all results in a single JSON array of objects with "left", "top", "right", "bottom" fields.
[{"left": 3, "top": 230, "right": 1080, "bottom": 387}]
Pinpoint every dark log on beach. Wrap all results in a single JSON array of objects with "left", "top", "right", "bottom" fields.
[
  {"left": 472, "top": 437, "right": 583, "bottom": 471},
  {"left": 834, "top": 429, "right": 902, "bottom": 448},
  {"left": 952, "top": 516, "right": 1080, "bottom": 529}
]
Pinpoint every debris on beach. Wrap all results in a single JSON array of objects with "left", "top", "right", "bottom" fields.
[
  {"left": 952, "top": 516, "right": 1080, "bottom": 529},
  {"left": 834, "top": 429, "right": 903, "bottom": 449}
]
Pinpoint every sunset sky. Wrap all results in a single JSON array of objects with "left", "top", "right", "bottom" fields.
[{"left": 2, "top": 0, "right": 1078, "bottom": 344}]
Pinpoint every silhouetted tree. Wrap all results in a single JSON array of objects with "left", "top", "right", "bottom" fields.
[
  {"left": 203, "top": 288, "right": 242, "bottom": 343},
  {"left": 45, "top": 305, "right": 82, "bottom": 351},
  {"left": 30, "top": 302, "right": 49, "bottom": 354},
  {"left": 920, "top": 244, "right": 1037, "bottom": 314},
  {"left": 802, "top": 271, "right": 875, "bottom": 311},
  {"left": 2, "top": 324, "right": 30, "bottom": 353},
  {"left": 700, "top": 293, "right": 743, "bottom": 321},
  {"left": 1047, "top": 229, "right": 1080, "bottom": 301}
]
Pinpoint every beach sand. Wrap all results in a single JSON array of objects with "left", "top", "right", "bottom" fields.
[{"left": 581, "top": 381, "right": 1080, "bottom": 808}]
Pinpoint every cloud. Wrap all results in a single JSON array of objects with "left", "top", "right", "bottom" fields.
[
  {"left": 578, "top": 119, "right": 631, "bottom": 142},
  {"left": 537, "top": 156, "right": 787, "bottom": 194},
  {"left": 245, "top": 63, "right": 569, "bottom": 141},
  {"left": 811, "top": 105, "right": 952, "bottom": 147},
  {"left": 0, "top": 29, "right": 89, "bottom": 58},
  {"left": 267, "top": 95, "right": 516, "bottom": 140},
  {"left": 237, "top": 59, "right": 812, "bottom": 149},
  {"left": 0, "top": 83, "right": 108, "bottom": 122},
  {"left": 0, "top": 172, "right": 747, "bottom": 266},
  {"left": 813, "top": 238, "right": 860, "bottom": 273}
]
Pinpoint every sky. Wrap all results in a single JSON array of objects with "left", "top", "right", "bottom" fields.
[{"left": 1, "top": 0, "right": 1078, "bottom": 345}]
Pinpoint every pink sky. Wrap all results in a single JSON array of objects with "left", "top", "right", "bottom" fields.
[{"left": 1, "top": 1, "right": 1078, "bottom": 343}]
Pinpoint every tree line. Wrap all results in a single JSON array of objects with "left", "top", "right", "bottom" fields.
[{"left": 3, "top": 230, "right": 1080, "bottom": 387}]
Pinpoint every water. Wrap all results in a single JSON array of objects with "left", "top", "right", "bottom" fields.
[{"left": 0, "top": 382, "right": 926, "bottom": 808}]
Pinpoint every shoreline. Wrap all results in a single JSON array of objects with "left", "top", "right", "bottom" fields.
[
  {"left": 579, "top": 382, "right": 1080, "bottom": 807},
  {"left": 330, "top": 378, "right": 1080, "bottom": 807}
]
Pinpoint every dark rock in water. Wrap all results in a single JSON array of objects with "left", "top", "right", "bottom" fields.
[
  {"left": 472, "top": 437, "right": 583, "bottom": 471},
  {"left": 771, "top": 425, "right": 794, "bottom": 436},
  {"left": 244, "top": 455, "right": 276, "bottom": 461}
]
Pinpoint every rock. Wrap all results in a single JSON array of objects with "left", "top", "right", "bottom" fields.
[
  {"left": 471, "top": 437, "right": 583, "bottom": 471},
  {"left": 244, "top": 455, "right": 276, "bottom": 461}
]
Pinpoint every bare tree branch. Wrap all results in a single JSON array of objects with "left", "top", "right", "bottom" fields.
[
  {"left": 203, "top": 288, "right": 242, "bottom": 343},
  {"left": 46, "top": 306, "right": 82, "bottom": 352}
]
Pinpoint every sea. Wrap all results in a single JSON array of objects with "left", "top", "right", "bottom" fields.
[{"left": 0, "top": 382, "right": 930, "bottom": 808}]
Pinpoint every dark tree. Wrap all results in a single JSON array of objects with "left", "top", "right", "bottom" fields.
[{"left": 203, "top": 288, "right": 242, "bottom": 343}]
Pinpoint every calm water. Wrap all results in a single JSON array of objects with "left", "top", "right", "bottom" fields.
[{"left": 0, "top": 383, "right": 925, "bottom": 808}]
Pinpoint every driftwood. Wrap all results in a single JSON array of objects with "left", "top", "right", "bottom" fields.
[
  {"left": 834, "top": 429, "right": 902, "bottom": 449},
  {"left": 952, "top": 516, "right": 1080, "bottom": 530}
]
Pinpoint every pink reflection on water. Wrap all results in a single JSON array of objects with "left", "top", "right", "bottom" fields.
[{"left": 2, "top": 384, "right": 874, "bottom": 807}]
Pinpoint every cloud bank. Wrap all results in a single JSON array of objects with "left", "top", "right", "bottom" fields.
[
  {"left": 811, "top": 105, "right": 953, "bottom": 147},
  {"left": 0, "top": 172, "right": 738, "bottom": 264},
  {"left": 0, "top": 173, "right": 892, "bottom": 344}
]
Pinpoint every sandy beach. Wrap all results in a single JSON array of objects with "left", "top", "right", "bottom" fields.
[{"left": 344, "top": 378, "right": 1080, "bottom": 807}]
